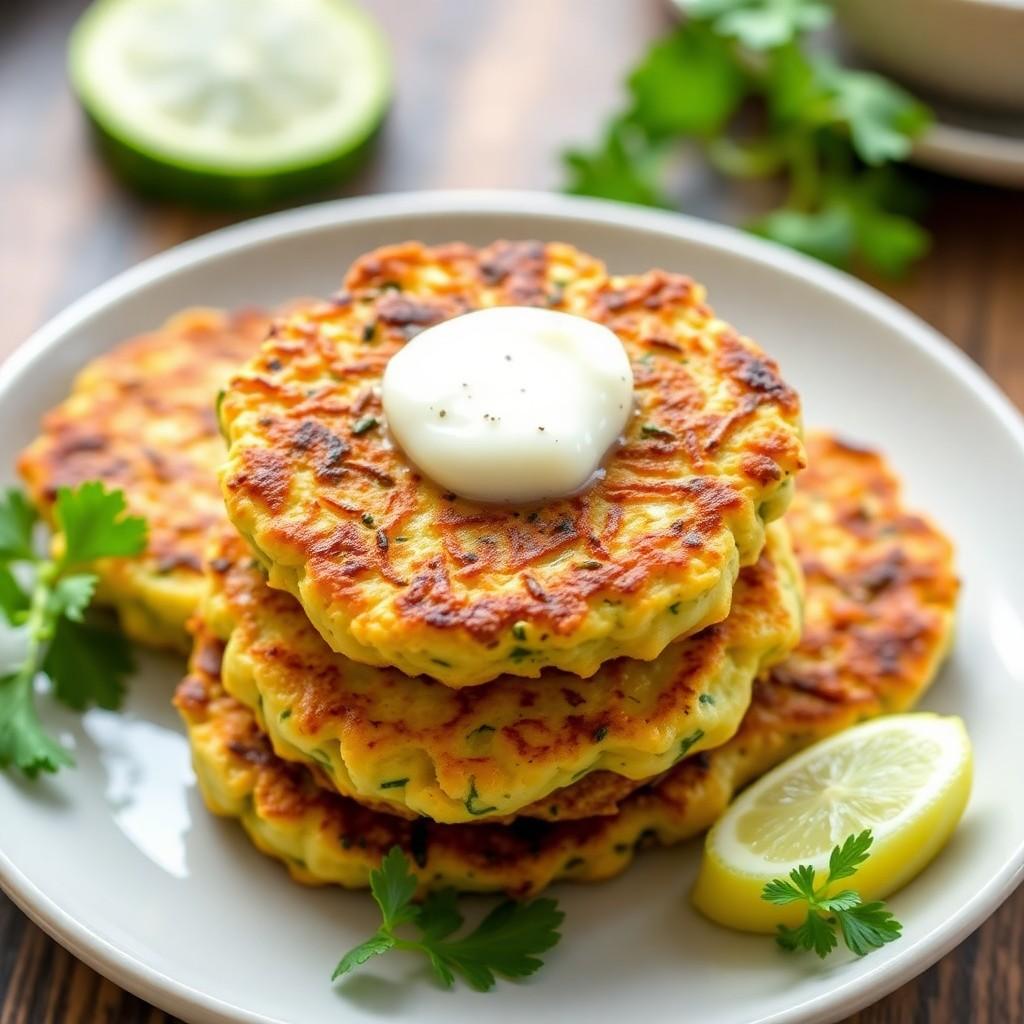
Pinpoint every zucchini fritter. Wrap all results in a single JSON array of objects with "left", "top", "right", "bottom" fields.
[
  {"left": 203, "top": 521, "right": 802, "bottom": 824},
  {"left": 219, "top": 241, "right": 805, "bottom": 686},
  {"left": 18, "top": 308, "right": 270, "bottom": 651},
  {"left": 175, "top": 432, "right": 957, "bottom": 896}
]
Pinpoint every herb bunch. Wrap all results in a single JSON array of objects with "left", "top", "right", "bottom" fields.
[
  {"left": 0, "top": 482, "right": 146, "bottom": 777},
  {"left": 761, "top": 830, "right": 903, "bottom": 958},
  {"left": 334, "top": 847, "right": 563, "bottom": 991},
  {"left": 565, "top": 0, "right": 932, "bottom": 275}
]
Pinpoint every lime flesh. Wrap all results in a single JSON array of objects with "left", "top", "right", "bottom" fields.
[{"left": 69, "top": 0, "right": 391, "bottom": 205}]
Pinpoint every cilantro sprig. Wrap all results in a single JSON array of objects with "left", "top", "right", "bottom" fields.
[
  {"left": 333, "top": 847, "right": 563, "bottom": 991},
  {"left": 564, "top": 0, "right": 931, "bottom": 276},
  {"left": 0, "top": 482, "right": 146, "bottom": 777},
  {"left": 761, "top": 830, "right": 902, "bottom": 958}
]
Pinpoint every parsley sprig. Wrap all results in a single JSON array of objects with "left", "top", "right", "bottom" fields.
[
  {"left": 0, "top": 483, "right": 146, "bottom": 777},
  {"left": 333, "top": 847, "right": 563, "bottom": 991},
  {"left": 565, "top": 0, "right": 931, "bottom": 276},
  {"left": 761, "top": 830, "right": 902, "bottom": 958}
]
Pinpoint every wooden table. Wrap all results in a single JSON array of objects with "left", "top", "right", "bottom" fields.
[{"left": 1, "top": 1, "right": 1022, "bottom": 1021}]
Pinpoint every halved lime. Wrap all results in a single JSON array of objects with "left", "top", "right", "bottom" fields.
[{"left": 69, "top": 0, "right": 392, "bottom": 206}]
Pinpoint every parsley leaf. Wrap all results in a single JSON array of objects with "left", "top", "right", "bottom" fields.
[
  {"left": 418, "top": 888, "right": 463, "bottom": 942},
  {"left": 372, "top": 845, "right": 421, "bottom": 930},
  {"left": 0, "top": 566, "right": 28, "bottom": 624},
  {"left": 0, "top": 672, "right": 74, "bottom": 777},
  {"left": 761, "top": 830, "right": 903, "bottom": 959},
  {"left": 563, "top": 0, "right": 931, "bottom": 276},
  {"left": 332, "top": 846, "right": 563, "bottom": 991},
  {"left": 332, "top": 935, "right": 395, "bottom": 979},
  {"left": 55, "top": 482, "right": 148, "bottom": 568},
  {"left": 760, "top": 876, "right": 805, "bottom": 905},
  {"left": 817, "top": 890, "right": 863, "bottom": 913},
  {"left": 827, "top": 830, "right": 874, "bottom": 882},
  {"left": 42, "top": 617, "right": 134, "bottom": 711},
  {"left": 777, "top": 906, "right": 838, "bottom": 958},
  {"left": 49, "top": 573, "right": 98, "bottom": 622},
  {"left": 0, "top": 489, "right": 38, "bottom": 561},
  {"left": 836, "top": 900, "right": 902, "bottom": 956},
  {"left": 0, "top": 482, "right": 147, "bottom": 777},
  {"left": 429, "top": 896, "right": 563, "bottom": 992}
]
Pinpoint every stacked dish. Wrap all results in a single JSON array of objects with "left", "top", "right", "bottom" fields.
[{"left": 17, "top": 239, "right": 958, "bottom": 898}]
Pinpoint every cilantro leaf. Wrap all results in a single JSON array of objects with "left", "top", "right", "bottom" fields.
[
  {"left": 824, "top": 65, "right": 931, "bottom": 166},
  {"left": 627, "top": 25, "right": 745, "bottom": 139},
  {"left": 761, "top": 831, "right": 904, "bottom": 960},
  {"left": 562, "top": 2, "right": 931, "bottom": 277},
  {"left": 333, "top": 847, "right": 563, "bottom": 992},
  {"left": 752, "top": 205, "right": 856, "bottom": 266},
  {"left": 764, "top": 41, "right": 819, "bottom": 122},
  {"left": 851, "top": 204, "right": 929, "bottom": 278},
  {"left": 757, "top": 174, "right": 928, "bottom": 276},
  {"left": 0, "top": 489, "right": 38, "bottom": 561},
  {"left": 42, "top": 616, "right": 133, "bottom": 711},
  {"left": 55, "top": 482, "right": 147, "bottom": 568},
  {"left": 565, "top": 120, "right": 669, "bottom": 207},
  {"left": 0, "top": 673, "right": 73, "bottom": 777},
  {"left": 682, "top": 0, "right": 831, "bottom": 50}
]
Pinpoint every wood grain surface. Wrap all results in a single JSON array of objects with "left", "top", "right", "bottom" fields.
[{"left": 1, "top": 1, "right": 1022, "bottom": 1022}]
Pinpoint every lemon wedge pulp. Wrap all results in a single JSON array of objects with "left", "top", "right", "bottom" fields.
[{"left": 692, "top": 714, "right": 973, "bottom": 933}]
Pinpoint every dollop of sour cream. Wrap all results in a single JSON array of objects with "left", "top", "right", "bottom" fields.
[{"left": 382, "top": 306, "right": 634, "bottom": 503}]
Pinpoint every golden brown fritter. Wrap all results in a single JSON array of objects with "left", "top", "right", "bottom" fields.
[
  {"left": 219, "top": 241, "right": 805, "bottom": 686},
  {"left": 204, "top": 521, "right": 801, "bottom": 824},
  {"left": 176, "top": 431, "right": 958, "bottom": 895},
  {"left": 18, "top": 308, "right": 270, "bottom": 651}
]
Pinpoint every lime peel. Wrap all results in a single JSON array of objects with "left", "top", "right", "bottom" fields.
[{"left": 69, "top": 0, "right": 392, "bottom": 206}]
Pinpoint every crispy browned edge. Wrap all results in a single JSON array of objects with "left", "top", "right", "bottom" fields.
[
  {"left": 222, "top": 240, "right": 804, "bottom": 647},
  {"left": 176, "top": 433, "right": 958, "bottom": 895}
]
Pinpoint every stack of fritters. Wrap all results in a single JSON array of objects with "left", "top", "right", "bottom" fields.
[{"left": 19, "top": 241, "right": 959, "bottom": 897}]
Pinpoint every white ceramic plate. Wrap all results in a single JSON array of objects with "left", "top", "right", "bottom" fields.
[{"left": 1, "top": 191, "right": 1022, "bottom": 1024}]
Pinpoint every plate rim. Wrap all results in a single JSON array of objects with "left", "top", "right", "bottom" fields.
[
  {"left": 1, "top": 188, "right": 1023, "bottom": 1024},
  {"left": 914, "top": 119, "right": 1024, "bottom": 188}
]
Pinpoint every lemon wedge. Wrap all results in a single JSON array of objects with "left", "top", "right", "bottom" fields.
[{"left": 692, "top": 714, "right": 972, "bottom": 933}]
